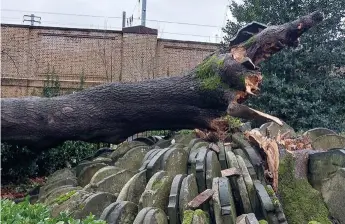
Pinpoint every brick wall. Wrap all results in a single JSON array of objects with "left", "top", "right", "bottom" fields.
[{"left": 1, "top": 24, "right": 219, "bottom": 98}]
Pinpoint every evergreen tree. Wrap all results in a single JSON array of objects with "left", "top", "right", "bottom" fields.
[{"left": 222, "top": 0, "right": 345, "bottom": 131}]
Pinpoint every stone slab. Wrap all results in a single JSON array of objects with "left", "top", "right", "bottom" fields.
[
  {"left": 218, "top": 143, "right": 228, "bottom": 169},
  {"left": 117, "top": 170, "right": 147, "bottom": 204},
  {"left": 218, "top": 177, "right": 236, "bottom": 221},
  {"left": 308, "top": 149, "right": 345, "bottom": 191},
  {"left": 321, "top": 168, "right": 345, "bottom": 224},
  {"left": 162, "top": 147, "right": 188, "bottom": 176},
  {"left": 221, "top": 168, "right": 242, "bottom": 177},
  {"left": 139, "top": 171, "right": 173, "bottom": 213},
  {"left": 46, "top": 168, "right": 76, "bottom": 185},
  {"left": 91, "top": 169, "right": 135, "bottom": 195},
  {"left": 78, "top": 163, "right": 108, "bottom": 187},
  {"left": 179, "top": 174, "right": 199, "bottom": 221},
  {"left": 44, "top": 186, "right": 82, "bottom": 205},
  {"left": 101, "top": 201, "right": 138, "bottom": 224},
  {"left": 115, "top": 145, "right": 150, "bottom": 172},
  {"left": 74, "top": 192, "right": 117, "bottom": 219},
  {"left": 303, "top": 127, "right": 337, "bottom": 142},
  {"left": 237, "top": 155, "right": 257, "bottom": 215},
  {"left": 253, "top": 180, "right": 275, "bottom": 221},
  {"left": 110, "top": 141, "right": 148, "bottom": 162},
  {"left": 90, "top": 166, "right": 123, "bottom": 184},
  {"left": 188, "top": 189, "right": 214, "bottom": 209},
  {"left": 205, "top": 150, "right": 222, "bottom": 190},
  {"left": 191, "top": 209, "right": 209, "bottom": 224},
  {"left": 226, "top": 150, "right": 252, "bottom": 214},
  {"left": 212, "top": 177, "right": 236, "bottom": 224},
  {"left": 143, "top": 207, "right": 169, "bottom": 224},
  {"left": 312, "top": 134, "right": 345, "bottom": 151},
  {"left": 168, "top": 174, "right": 186, "bottom": 224},
  {"left": 39, "top": 178, "right": 77, "bottom": 199},
  {"left": 50, "top": 190, "right": 91, "bottom": 217},
  {"left": 195, "top": 147, "right": 208, "bottom": 193},
  {"left": 146, "top": 148, "right": 170, "bottom": 180}
]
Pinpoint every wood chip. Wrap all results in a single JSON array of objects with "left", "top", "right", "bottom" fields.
[{"left": 187, "top": 189, "right": 214, "bottom": 209}]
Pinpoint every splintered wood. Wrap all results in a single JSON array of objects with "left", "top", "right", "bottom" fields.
[
  {"left": 244, "top": 74, "right": 262, "bottom": 96},
  {"left": 244, "top": 128, "right": 313, "bottom": 191},
  {"left": 245, "top": 129, "right": 280, "bottom": 191}
]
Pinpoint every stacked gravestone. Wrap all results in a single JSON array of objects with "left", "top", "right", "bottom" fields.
[{"left": 38, "top": 131, "right": 296, "bottom": 223}]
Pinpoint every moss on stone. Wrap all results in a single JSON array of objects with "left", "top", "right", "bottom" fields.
[
  {"left": 54, "top": 190, "right": 77, "bottom": 205},
  {"left": 182, "top": 210, "right": 195, "bottom": 224},
  {"left": 152, "top": 179, "right": 164, "bottom": 190},
  {"left": 193, "top": 209, "right": 209, "bottom": 223},
  {"left": 259, "top": 220, "right": 268, "bottom": 224},
  {"left": 194, "top": 209, "right": 204, "bottom": 216},
  {"left": 264, "top": 185, "right": 281, "bottom": 208},
  {"left": 195, "top": 55, "right": 227, "bottom": 90},
  {"left": 278, "top": 154, "right": 331, "bottom": 224},
  {"left": 78, "top": 203, "right": 85, "bottom": 210}
]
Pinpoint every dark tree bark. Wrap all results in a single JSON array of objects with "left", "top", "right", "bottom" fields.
[{"left": 1, "top": 11, "right": 324, "bottom": 150}]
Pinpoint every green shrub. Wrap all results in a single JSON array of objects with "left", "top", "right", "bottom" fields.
[
  {"left": 1, "top": 141, "right": 99, "bottom": 184},
  {"left": 0, "top": 197, "right": 106, "bottom": 224}
]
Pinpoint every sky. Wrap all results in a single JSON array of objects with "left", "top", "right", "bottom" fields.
[{"left": 1, "top": 0, "right": 238, "bottom": 43}]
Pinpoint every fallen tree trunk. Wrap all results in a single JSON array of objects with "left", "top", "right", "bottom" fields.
[{"left": 1, "top": 11, "right": 323, "bottom": 150}]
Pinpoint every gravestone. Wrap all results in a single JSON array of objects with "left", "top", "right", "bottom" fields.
[
  {"left": 133, "top": 207, "right": 168, "bottom": 224},
  {"left": 78, "top": 163, "right": 108, "bottom": 187},
  {"left": 90, "top": 166, "right": 124, "bottom": 184},
  {"left": 179, "top": 174, "right": 199, "bottom": 221},
  {"left": 168, "top": 174, "right": 186, "bottom": 224},
  {"left": 115, "top": 145, "right": 150, "bottom": 172},
  {"left": 110, "top": 141, "right": 148, "bottom": 162},
  {"left": 308, "top": 149, "right": 345, "bottom": 190},
  {"left": 225, "top": 150, "right": 252, "bottom": 214},
  {"left": 320, "top": 168, "right": 345, "bottom": 224},
  {"left": 237, "top": 155, "right": 257, "bottom": 214},
  {"left": 100, "top": 201, "right": 138, "bottom": 224},
  {"left": 212, "top": 177, "right": 237, "bottom": 224},
  {"left": 312, "top": 134, "right": 345, "bottom": 151},
  {"left": 44, "top": 186, "right": 82, "bottom": 205},
  {"left": 139, "top": 171, "right": 173, "bottom": 213},
  {"left": 89, "top": 169, "right": 135, "bottom": 195},
  {"left": 74, "top": 192, "right": 117, "bottom": 219},
  {"left": 162, "top": 147, "right": 188, "bottom": 176},
  {"left": 117, "top": 170, "right": 147, "bottom": 204},
  {"left": 303, "top": 128, "right": 337, "bottom": 142}
]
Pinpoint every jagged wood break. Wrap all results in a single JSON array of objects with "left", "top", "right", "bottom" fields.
[{"left": 1, "top": 11, "right": 324, "bottom": 150}]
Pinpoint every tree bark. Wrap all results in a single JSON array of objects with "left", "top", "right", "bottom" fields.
[{"left": 1, "top": 11, "right": 323, "bottom": 150}]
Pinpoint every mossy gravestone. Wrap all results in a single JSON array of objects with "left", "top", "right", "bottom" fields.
[
  {"left": 133, "top": 207, "right": 168, "bottom": 224},
  {"left": 139, "top": 171, "right": 173, "bottom": 213},
  {"left": 117, "top": 170, "right": 147, "bottom": 204},
  {"left": 320, "top": 168, "right": 345, "bottom": 224},
  {"left": 311, "top": 134, "right": 345, "bottom": 151},
  {"left": 74, "top": 192, "right": 117, "bottom": 219},
  {"left": 278, "top": 153, "right": 331, "bottom": 224},
  {"left": 100, "top": 201, "right": 138, "bottom": 224}
]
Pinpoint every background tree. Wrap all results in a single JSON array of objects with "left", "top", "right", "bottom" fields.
[{"left": 222, "top": 0, "right": 345, "bottom": 131}]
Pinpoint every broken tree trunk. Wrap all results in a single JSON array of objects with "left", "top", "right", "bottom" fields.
[{"left": 1, "top": 11, "right": 324, "bottom": 150}]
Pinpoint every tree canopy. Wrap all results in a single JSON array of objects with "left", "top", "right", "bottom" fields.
[{"left": 222, "top": 0, "right": 345, "bottom": 131}]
